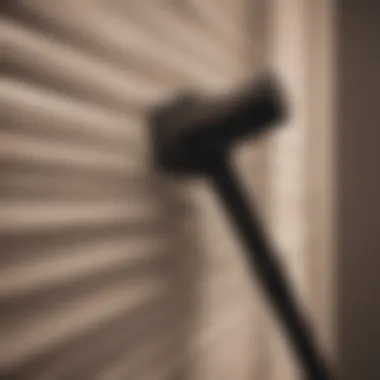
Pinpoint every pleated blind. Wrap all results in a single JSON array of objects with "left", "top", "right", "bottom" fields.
[{"left": 1, "top": 1, "right": 263, "bottom": 379}]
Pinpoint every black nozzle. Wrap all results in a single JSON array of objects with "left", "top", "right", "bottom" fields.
[{"left": 150, "top": 73, "right": 287, "bottom": 176}]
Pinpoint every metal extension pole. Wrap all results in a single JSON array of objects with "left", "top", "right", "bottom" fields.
[{"left": 206, "top": 156, "right": 332, "bottom": 380}]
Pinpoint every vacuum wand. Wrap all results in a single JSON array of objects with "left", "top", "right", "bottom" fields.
[
  {"left": 150, "top": 74, "right": 333, "bottom": 379},
  {"left": 208, "top": 159, "right": 332, "bottom": 380}
]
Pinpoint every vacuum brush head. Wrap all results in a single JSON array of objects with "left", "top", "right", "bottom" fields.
[{"left": 149, "top": 73, "right": 287, "bottom": 176}]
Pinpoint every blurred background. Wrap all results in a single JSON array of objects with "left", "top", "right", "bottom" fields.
[{"left": 1, "top": 1, "right": 379, "bottom": 379}]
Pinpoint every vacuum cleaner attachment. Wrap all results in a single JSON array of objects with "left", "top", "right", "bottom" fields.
[
  {"left": 150, "top": 73, "right": 285, "bottom": 175},
  {"left": 149, "top": 73, "right": 333, "bottom": 380}
]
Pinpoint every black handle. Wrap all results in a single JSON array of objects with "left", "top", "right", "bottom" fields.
[{"left": 207, "top": 158, "right": 333, "bottom": 380}]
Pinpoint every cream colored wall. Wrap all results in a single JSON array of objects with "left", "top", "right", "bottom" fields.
[
  {"left": 1, "top": 1, "right": 335, "bottom": 379},
  {"left": 258, "top": 1, "right": 336, "bottom": 379}
]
